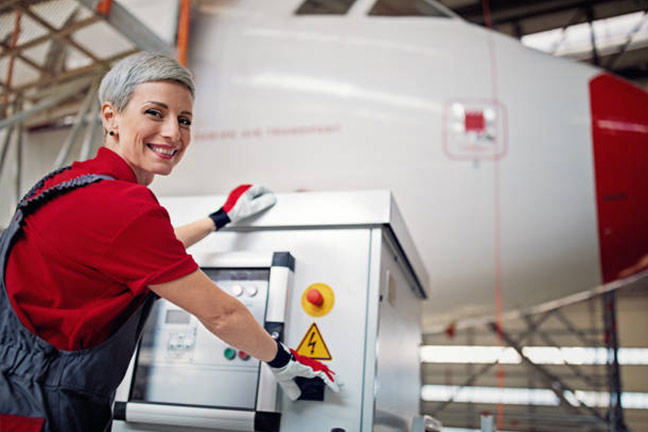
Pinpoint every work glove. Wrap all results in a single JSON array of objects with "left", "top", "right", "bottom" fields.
[
  {"left": 267, "top": 340, "right": 339, "bottom": 401},
  {"left": 209, "top": 184, "right": 276, "bottom": 230}
]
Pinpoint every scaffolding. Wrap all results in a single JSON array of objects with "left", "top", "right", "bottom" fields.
[
  {"left": 0, "top": 0, "right": 183, "bottom": 224},
  {"left": 422, "top": 281, "right": 648, "bottom": 432},
  {"left": 1, "top": 0, "right": 172, "bottom": 100}
]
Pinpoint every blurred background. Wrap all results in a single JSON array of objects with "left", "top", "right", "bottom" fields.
[{"left": 1, "top": 1, "right": 648, "bottom": 431}]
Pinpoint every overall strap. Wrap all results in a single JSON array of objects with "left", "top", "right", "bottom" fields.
[
  {"left": 1, "top": 170, "right": 115, "bottom": 271},
  {"left": 18, "top": 165, "right": 72, "bottom": 205},
  {"left": 17, "top": 173, "right": 115, "bottom": 219}
]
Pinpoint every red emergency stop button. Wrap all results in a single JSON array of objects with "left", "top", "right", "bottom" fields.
[
  {"left": 306, "top": 288, "right": 324, "bottom": 306},
  {"left": 302, "top": 283, "right": 334, "bottom": 317}
]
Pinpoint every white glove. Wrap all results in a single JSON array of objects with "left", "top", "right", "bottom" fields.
[
  {"left": 209, "top": 184, "right": 276, "bottom": 230},
  {"left": 267, "top": 341, "right": 339, "bottom": 401}
]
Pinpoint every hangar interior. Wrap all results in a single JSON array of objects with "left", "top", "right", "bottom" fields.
[{"left": 1, "top": 0, "right": 647, "bottom": 431}]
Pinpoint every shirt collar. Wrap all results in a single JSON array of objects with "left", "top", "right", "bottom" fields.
[{"left": 75, "top": 147, "right": 139, "bottom": 184}]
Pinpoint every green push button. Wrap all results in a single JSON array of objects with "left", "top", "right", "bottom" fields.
[{"left": 224, "top": 347, "right": 236, "bottom": 360}]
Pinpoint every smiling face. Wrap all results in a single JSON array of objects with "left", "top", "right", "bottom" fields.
[{"left": 102, "top": 80, "right": 194, "bottom": 185}]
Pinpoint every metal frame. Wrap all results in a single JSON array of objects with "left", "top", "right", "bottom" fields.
[
  {"left": 77, "top": 0, "right": 173, "bottom": 56},
  {"left": 451, "top": 0, "right": 641, "bottom": 29},
  {"left": 445, "top": 0, "right": 648, "bottom": 79},
  {"left": 602, "top": 291, "right": 629, "bottom": 432},
  {"left": 423, "top": 286, "right": 635, "bottom": 432},
  {"left": 1, "top": 0, "right": 173, "bottom": 101},
  {"left": 51, "top": 78, "right": 99, "bottom": 169},
  {"left": 490, "top": 321, "right": 607, "bottom": 424},
  {"left": 428, "top": 311, "right": 557, "bottom": 417},
  {"left": 424, "top": 267, "right": 648, "bottom": 335},
  {"left": 0, "top": 97, "right": 24, "bottom": 211},
  {"left": 605, "top": 9, "right": 648, "bottom": 70},
  {"left": 0, "top": 0, "right": 178, "bottom": 213}
]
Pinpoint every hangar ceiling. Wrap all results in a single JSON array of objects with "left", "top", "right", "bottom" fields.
[
  {"left": 438, "top": 0, "right": 648, "bottom": 84},
  {"left": 2, "top": 0, "right": 647, "bottom": 123},
  {"left": 0, "top": 0, "right": 173, "bottom": 124}
]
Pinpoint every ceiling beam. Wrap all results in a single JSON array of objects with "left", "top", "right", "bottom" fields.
[
  {"left": 0, "top": 43, "right": 52, "bottom": 78},
  {"left": 605, "top": 9, "right": 648, "bottom": 69},
  {"left": 452, "top": 0, "right": 636, "bottom": 26},
  {"left": 0, "top": 0, "right": 45, "bottom": 15},
  {"left": 11, "top": 48, "right": 138, "bottom": 94},
  {"left": 0, "top": 16, "right": 101, "bottom": 59},
  {"left": 76, "top": 0, "right": 174, "bottom": 56},
  {"left": 489, "top": 322, "right": 607, "bottom": 423},
  {"left": 15, "top": 4, "right": 101, "bottom": 64},
  {"left": 0, "top": 77, "right": 92, "bottom": 131}
]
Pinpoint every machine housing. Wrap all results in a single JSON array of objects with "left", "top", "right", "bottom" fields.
[{"left": 113, "top": 190, "right": 429, "bottom": 432}]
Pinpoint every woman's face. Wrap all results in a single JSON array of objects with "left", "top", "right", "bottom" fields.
[{"left": 104, "top": 80, "right": 193, "bottom": 185}]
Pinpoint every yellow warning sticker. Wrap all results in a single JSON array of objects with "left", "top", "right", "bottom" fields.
[{"left": 295, "top": 323, "right": 332, "bottom": 361}]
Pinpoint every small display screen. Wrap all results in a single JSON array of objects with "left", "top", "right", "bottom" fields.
[
  {"left": 165, "top": 309, "right": 190, "bottom": 324},
  {"left": 202, "top": 268, "right": 270, "bottom": 282}
]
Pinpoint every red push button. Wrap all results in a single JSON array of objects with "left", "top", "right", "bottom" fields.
[
  {"left": 302, "top": 283, "right": 334, "bottom": 317},
  {"left": 306, "top": 288, "right": 324, "bottom": 306},
  {"left": 239, "top": 351, "right": 250, "bottom": 361}
]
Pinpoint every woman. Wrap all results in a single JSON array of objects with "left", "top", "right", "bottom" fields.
[{"left": 0, "top": 52, "right": 337, "bottom": 432}]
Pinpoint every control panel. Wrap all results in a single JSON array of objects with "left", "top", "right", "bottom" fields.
[
  {"left": 114, "top": 252, "right": 293, "bottom": 431},
  {"left": 129, "top": 269, "right": 270, "bottom": 410}
]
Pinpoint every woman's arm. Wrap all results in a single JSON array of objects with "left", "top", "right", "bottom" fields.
[
  {"left": 149, "top": 269, "right": 278, "bottom": 362},
  {"left": 174, "top": 217, "right": 215, "bottom": 249},
  {"left": 149, "top": 269, "right": 340, "bottom": 400}
]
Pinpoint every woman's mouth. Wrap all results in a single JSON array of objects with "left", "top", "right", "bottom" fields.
[{"left": 147, "top": 144, "right": 178, "bottom": 159}]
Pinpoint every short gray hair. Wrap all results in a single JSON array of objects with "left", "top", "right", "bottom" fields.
[{"left": 98, "top": 52, "right": 195, "bottom": 111}]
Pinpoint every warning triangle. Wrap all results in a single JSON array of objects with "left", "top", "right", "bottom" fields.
[{"left": 295, "top": 323, "right": 332, "bottom": 361}]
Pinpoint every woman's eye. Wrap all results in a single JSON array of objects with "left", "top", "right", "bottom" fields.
[
  {"left": 145, "top": 109, "right": 162, "bottom": 118},
  {"left": 179, "top": 118, "right": 192, "bottom": 127}
]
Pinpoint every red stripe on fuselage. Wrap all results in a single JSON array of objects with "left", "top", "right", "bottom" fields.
[{"left": 590, "top": 74, "right": 648, "bottom": 283}]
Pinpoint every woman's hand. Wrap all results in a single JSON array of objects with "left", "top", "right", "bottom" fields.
[
  {"left": 208, "top": 185, "right": 276, "bottom": 230},
  {"left": 150, "top": 271, "right": 341, "bottom": 402},
  {"left": 174, "top": 185, "right": 276, "bottom": 248},
  {"left": 268, "top": 341, "right": 340, "bottom": 401}
]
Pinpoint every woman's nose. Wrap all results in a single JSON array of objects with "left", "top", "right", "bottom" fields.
[{"left": 161, "top": 118, "right": 181, "bottom": 141}]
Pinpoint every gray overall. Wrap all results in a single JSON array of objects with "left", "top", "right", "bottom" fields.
[{"left": 0, "top": 170, "right": 157, "bottom": 432}]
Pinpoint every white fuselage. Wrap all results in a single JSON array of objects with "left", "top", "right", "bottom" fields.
[{"left": 151, "top": 0, "right": 639, "bottom": 329}]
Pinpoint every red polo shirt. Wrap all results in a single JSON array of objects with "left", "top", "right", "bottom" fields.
[{"left": 5, "top": 147, "right": 198, "bottom": 350}]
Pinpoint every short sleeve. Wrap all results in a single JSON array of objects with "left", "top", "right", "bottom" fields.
[{"left": 100, "top": 205, "right": 198, "bottom": 295}]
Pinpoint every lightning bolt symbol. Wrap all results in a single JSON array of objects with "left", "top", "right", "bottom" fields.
[{"left": 308, "top": 331, "right": 317, "bottom": 355}]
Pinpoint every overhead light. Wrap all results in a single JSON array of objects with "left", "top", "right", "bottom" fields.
[
  {"left": 421, "top": 385, "right": 648, "bottom": 409},
  {"left": 420, "top": 345, "right": 648, "bottom": 365}
]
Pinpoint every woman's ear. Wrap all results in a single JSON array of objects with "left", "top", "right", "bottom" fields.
[{"left": 101, "top": 102, "right": 118, "bottom": 135}]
